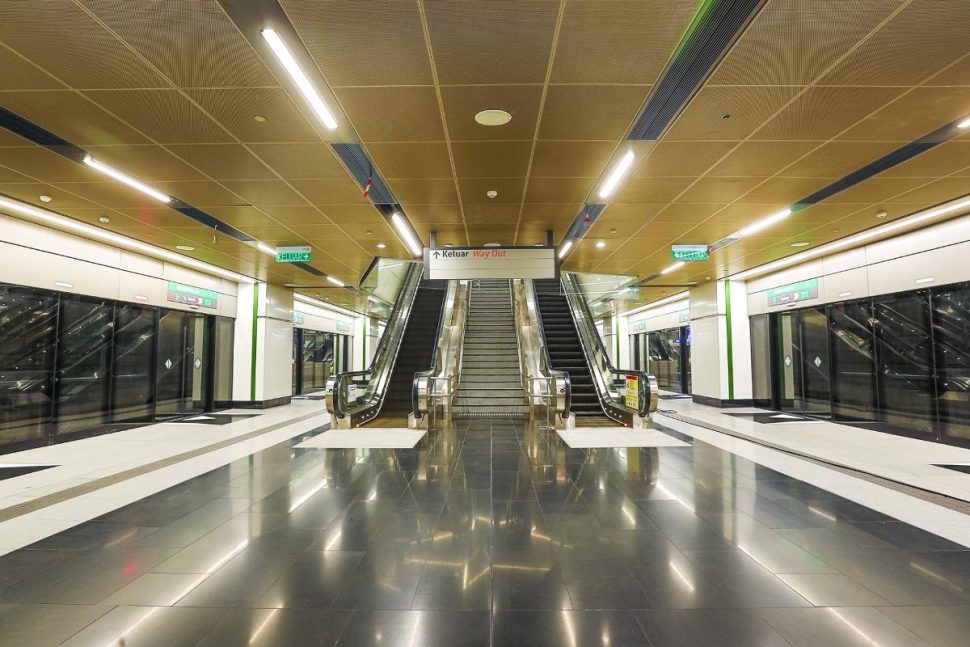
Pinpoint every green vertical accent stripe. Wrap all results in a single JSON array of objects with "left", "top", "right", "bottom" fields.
[
  {"left": 724, "top": 279, "right": 734, "bottom": 400},
  {"left": 250, "top": 283, "right": 259, "bottom": 401}
]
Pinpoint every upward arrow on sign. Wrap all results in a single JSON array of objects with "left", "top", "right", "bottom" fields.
[{"left": 432, "top": 251, "right": 440, "bottom": 258}]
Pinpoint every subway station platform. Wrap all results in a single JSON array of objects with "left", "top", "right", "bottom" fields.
[{"left": 3, "top": 402, "right": 970, "bottom": 645}]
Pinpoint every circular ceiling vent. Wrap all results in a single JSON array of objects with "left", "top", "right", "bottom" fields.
[{"left": 474, "top": 109, "right": 512, "bottom": 126}]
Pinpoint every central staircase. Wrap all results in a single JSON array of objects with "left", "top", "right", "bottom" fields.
[{"left": 454, "top": 279, "right": 529, "bottom": 418}]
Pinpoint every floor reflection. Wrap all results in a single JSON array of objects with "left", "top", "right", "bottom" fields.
[{"left": 1, "top": 418, "right": 969, "bottom": 645}]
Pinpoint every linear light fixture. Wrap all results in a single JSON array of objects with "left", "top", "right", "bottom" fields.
[
  {"left": 958, "top": 117, "right": 970, "bottom": 129},
  {"left": 558, "top": 240, "right": 574, "bottom": 259},
  {"left": 0, "top": 195, "right": 255, "bottom": 284},
  {"left": 255, "top": 242, "right": 276, "bottom": 256},
  {"left": 261, "top": 28, "right": 338, "bottom": 130},
  {"left": 391, "top": 212, "right": 422, "bottom": 257},
  {"left": 621, "top": 291, "right": 690, "bottom": 317},
  {"left": 915, "top": 276, "right": 935, "bottom": 285},
  {"left": 731, "top": 207, "right": 792, "bottom": 239},
  {"left": 82, "top": 155, "right": 171, "bottom": 203},
  {"left": 597, "top": 150, "right": 636, "bottom": 200},
  {"left": 326, "top": 275, "right": 344, "bottom": 287},
  {"left": 294, "top": 292, "right": 359, "bottom": 318},
  {"left": 660, "top": 261, "right": 685, "bottom": 275},
  {"left": 731, "top": 195, "right": 970, "bottom": 281}
]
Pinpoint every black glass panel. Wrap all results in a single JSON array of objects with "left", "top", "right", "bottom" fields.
[
  {"left": 112, "top": 304, "right": 156, "bottom": 423},
  {"left": 932, "top": 286, "right": 970, "bottom": 441},
  {"left": 0, "top": 286, "right": 57, "bottom": 446},
  {"left": 300, "top": 331, "right": 335, "bottom": 394},
  {"left": 292, "top": 328, "right": 302, "bottom": 395},
  {"left": 829, "top": 301, "right": 877, "bottom": 421},
  {"left": 873, "top": 291, "right": 935, "bottom": 435},
  {"left": 54, "top": 296, "right": 113, "bottom": 436}
]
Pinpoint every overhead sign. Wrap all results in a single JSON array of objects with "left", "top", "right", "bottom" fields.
[
  {"left": 166, "top": 281, "right": 219, "bottom": 309},
  {"left": 671, "top": 245, "right": 709, "bottom": 262},
  {"left": 337, "top": 321, "right": 351, "bottom": 333},
  {"left": 630, "top": 319, "right": 647, "bottom": 333},
  {"left": 293, "top": 311, "right": 305, "bottom": 325},
  {"left": 276, "top": 246, "right": 312, "bottom": 263},
  {"left": 767, "top": 278, "right": 819, "bottom": 307},
  {"left": 424, "top": 246, "right": 557, "bottom": 280}
]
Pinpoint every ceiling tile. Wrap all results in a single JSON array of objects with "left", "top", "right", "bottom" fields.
[
  {"left": 839, "top": 87, "right": 970, "bottom": 142},
  {"left": 552, "top": 0, "right": 697, "bottom": 84},
  {"left": 166, "top": 144, "right": 276, "bottom": 181},
  {"left": 425, "top": 0, "right": 559, "bottom": 85},
  {"left": 83, "top": 89, "right": 232, "bottom": 144},
  {"left": 635, "top": 142, "right": 739, "bottom": 178},
  {"left": 388, "top": 178, "right": 459, "bottom": 205},
  {"left": 187, "top": 88, "right": 321, "bottom": 143},
  {"left": 677, "top": 176, "right": 765, "bottom": 204},
  {"left": 218, "top": 180, "right": 307, "bottom": 206},
  {"left": 334, "top": 86, "right": 445, "bottom": 142},
  {"left": 451, "top": 141, "right": 532, "bottom": 177},
  {"left": 367, "top": 142, "right": 453, "bottom": 179},
  {"left": 531, "top": 141, "right": 618, "bottom": 178},
  {"left": 0, "top": 90, "right": 151, "bottom": 146},
  {"left": 664, "top": 86, "right": 800, "bottom": 141},
  {"left": 707, "top": 141, "right": 819, "bottom": 178},
  {"left": 282, "top": 0, "right": 434, "bottom": 87},
  {"left": 777, "top": 141, "right": 900, "bottom": 179},
  {"left": 754, "top": 86, "right": 906, "bottom": 141},
  {"left": 441, "top": 85, "right": 543, "bottom": 141},
  {"left": 525, "top": 177, "right": 596, "bottom": 204},
  {"left": 288, "top": 179, "right": 371, "bottom": 206},
  {"left": 615, "top": 177, "right": 693, "bottom": 204},
  {"left": 539, "top": 85, "right": 649, "bottom": 140},
  {"left": 458, "top": 178, "right": 526, "bottom": 204}
]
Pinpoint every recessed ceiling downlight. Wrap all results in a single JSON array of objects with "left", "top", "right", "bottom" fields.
[{"left": 474, "top": 109, "right": 512, "bottom": 126}]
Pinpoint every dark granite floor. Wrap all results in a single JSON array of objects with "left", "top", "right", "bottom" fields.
[{"left": 1, "top": 418, "right": 969, "bottom": 645}]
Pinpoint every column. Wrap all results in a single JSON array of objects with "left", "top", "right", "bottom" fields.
[
  {"left": 687, "top": 279, "right": 753, "bottom": 406},
  {"left": 232, "top": 282, "right": 294, "bottom": 407}
]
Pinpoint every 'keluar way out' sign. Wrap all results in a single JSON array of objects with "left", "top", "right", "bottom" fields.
[
  {"left": 424, "top": 246, "right": 557, "bottom": 280},
  {"left": 766, "top": 278, "right": 819, "bottom": 307},
  {"left": 671, "top": 244, "right": 709, "bottom": 261},
  {"left": 276, "top": 246, "right": 312, "bottom": 263}
]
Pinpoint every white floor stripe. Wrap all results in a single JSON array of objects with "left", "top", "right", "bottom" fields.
[
  {"left": 296, "top": 429, "right": 426, "bottom": 449},
  {"left": 556, "top": 427, "right": 688, "bottom": 448}
]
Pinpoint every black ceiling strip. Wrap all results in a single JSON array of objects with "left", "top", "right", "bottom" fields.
[
  {"left": 798, "top": 121, "right": 961, "bottom": 207},
  {"left": 0, "top": 107, "right": 83, "bottom": 154},
  {"left": 628, "top": 0, "right": 766, "bottom": 141},
  {"left": 292, "top": 261, "right": 326, "bottom": 277},
  {"left": 0, "top": 105, "right": 354, "bottom": 280},
  {"left": 172, "top": 204, "right": 255, "bottom": 242},
  {"left": 331, "top": 143, "right": 397, "bottom": 205},
  {"left": 564, "top": 203, "right": 606, "bottom": 241}
]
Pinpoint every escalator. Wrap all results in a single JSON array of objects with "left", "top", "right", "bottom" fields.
[
  {"left": 379, "top": 279, "right": 447, "bottom": 419},
  {"left": 533, "top": 278, "right": 611, "bottom": 425}
]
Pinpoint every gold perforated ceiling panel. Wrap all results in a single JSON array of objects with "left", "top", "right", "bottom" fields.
[{"left": 0, "top": 0, "right": 966, "bottom": 302}]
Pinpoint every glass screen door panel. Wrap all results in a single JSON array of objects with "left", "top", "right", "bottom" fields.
[
  {"left": 775, "top": 312, "right": 798, "bottom": 411},
  {"left": 0, "top": 286, "right": 57, "bottom": 446},
  {"left": 874, "top": 292, "right": 936, "bottom": 436},
  {"left": 54, "top": 296, "right": 113, "bottom": 437},
  {"left": 156, "top": 310, "right": 209, "bottom": 417},
  {"left": 112, "top": 304, "right": 156, "bottom": 423},
  {"left": 932, "top": 286, "right": 970, "bottom": 442},
  {"left": 829, "top": 301, "right": 877, "bottom": 421},
  {"left": 798, "top": 308, "right": 832, "bottom": 416}
]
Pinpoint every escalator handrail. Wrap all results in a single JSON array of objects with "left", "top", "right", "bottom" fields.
[
  {"left": 562, "top": 273, "right": 652, "bottom": 418},
  {"left": 411, "top": 281, "right": 451, "bottom": 418},
  {"left": 530, "top": 279, "right": 572, "bottom": 418},
  {"left": 331, "top": 263, "right": 421, "bottom": 419}
]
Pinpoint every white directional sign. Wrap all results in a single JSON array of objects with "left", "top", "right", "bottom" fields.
[{"left": 424, "top": 246, "right": 557, "bottom": 280}]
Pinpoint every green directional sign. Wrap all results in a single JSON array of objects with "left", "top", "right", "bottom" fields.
[
  {"left": 671, "top": 244, "right": 709, "bottom": 262},
  {"left": 166, "top": 281, "right": 219, "bottom": 309},
  {"left": 276, "top": 246, "right": 312, "bottom": 263},
  {"left": 766, "top": 278, "right": 819, "bottom": 307},
  {"left": 337, "top": 321, "right": 351, "bottom": 333}
]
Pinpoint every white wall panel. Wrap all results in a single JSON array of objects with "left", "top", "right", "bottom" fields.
[{"left": 821, "top": 267, "right": 869, "bottom": 303}]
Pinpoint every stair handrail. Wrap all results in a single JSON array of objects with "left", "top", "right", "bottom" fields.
[
  {"left": 560, "top": 272, "right": 656, "bottom": 422},
  {"left": 524, "top": 278, "right": 572, "bottom": 419},
  {"left": 412, "top": 280, "right": 464, "bottom": 419},
  {"left": 327, "top": 263, "right": 422, "bottom": 424}
]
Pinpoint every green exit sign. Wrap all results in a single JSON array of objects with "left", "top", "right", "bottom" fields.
[
  {"left": 276, "top": 246, "right": 312, "bottom": 263},
  {"left": 671, "top": 244, "right": 709, "bottom": 261}
]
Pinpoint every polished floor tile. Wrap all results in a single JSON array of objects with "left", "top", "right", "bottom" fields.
[{"left": 6, "top": 417, "right": 970, "bottom": 645}]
